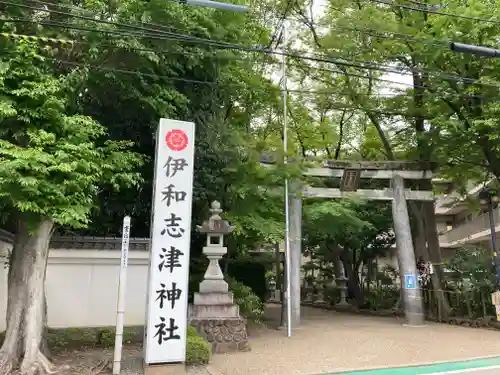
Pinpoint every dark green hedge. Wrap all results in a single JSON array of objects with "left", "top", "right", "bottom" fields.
[
  {"left": 227, "top": 258, "right": 268, "bottom": 302},
  {"left": 188, "top": 254, "right": 271, "bottom": 302}
]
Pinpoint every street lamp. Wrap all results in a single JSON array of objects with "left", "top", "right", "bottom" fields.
[
  {"left": 179, "top": 0, "right": 248, "bottom": 12},
  {"left": 479, "top": 188, "right": 500, "bottom": 285},
  {"left": 450, "top": 42, "right": 500, "bottom": 58}
]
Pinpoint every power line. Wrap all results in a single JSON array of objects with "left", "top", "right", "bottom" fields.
[
  {"left": 0, "top": 1, "right": 491, "bottom": 89},
  {"left": 7, "top": 14, "right": 500, "bottom": 92},
  {"left": 402, "top": 0, "right": 446, "bottom": 7},
  {"left": 28, "top": 0, "right": 220, "bottom": 37},
  {"left": 367, "top": 0, "right": 500, "bottom": 25},
  {"left": 0, "top": 18, "right": 247, "bottom": 51},
  {"left": 5, "top": 20, "right": 497, "bottom": 102},
  {"left": 61, "top": 62, "right": 409, "bottom": 117},
  {"left": 330, "top": 23, "right": 450, "bottom": 48},
  {"left": 0, "top": 25, "right": 463, "bottom": 97},
  {"left": 0, "top": 0, "right": 244, "bottom": 47},
  {"left": 0, "top": 31, "right": 74, "bottom": 45},
  {"left": 1, "top": 34, "right": 495, "bottom": 119},
  {"left": 309, "top": 65, "right": 500, "bottom": 103},
  {"left": 29, "top": 0, "right": 458, "bottom": 52},
  {"left": 2, "top": 30, "right": 494, "bottom": 104},
  {"left": 40, "top": 56, "right": 499, "bottom": 114},
  {"left": 0, "top": 26, "right": 447, "bottom": 94},
  {"left": 5, "top": 1, "right": 500, "bottom": 91},
  {"left": 2, "top": 29, "right": 481, "bottom": 103}
]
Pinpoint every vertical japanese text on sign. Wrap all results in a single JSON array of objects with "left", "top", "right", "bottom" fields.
[{"left": 144, "top": 119, "right": 195, "bottom": 364}]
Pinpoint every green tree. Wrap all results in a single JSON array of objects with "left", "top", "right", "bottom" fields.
[
  {"left": 0, "top": 38, "right": 142, "bottom": 374},
  {"left": 303, "top": 200, "right": 394, "bottom": 305},
  {"left": 0, "top": 0, "right": 287, "bottom": 248}
]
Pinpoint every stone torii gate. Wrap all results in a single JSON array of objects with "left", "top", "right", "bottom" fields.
[{"left": 260, "top": 154, "right": 434, "bottom": 328}]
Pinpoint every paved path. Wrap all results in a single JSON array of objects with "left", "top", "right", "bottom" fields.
[{"left": 207, "top": 305, "right": 500, "bottom": 375}]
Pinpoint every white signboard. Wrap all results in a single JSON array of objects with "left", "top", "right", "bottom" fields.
[{"left": 144, "top": 119, "right": 195, "bottom": 364}]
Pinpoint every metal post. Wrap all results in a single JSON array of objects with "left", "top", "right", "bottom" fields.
[
  {"left": 487, "top": 203, "right": 500, "bottom": 285},
  {"left": 480, "top": 189, "right": 500, "bottom": 286},
  {"left": 281, "top": 21, "right": 292, "bottom": 338},
  {"left": 113, "top": 216, "right": 131, "bottom": 375}
]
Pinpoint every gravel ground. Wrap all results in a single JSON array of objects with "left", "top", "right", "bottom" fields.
[
  {"left": 51, "top": 305, "right": 500, "bottom": 375},
  {"left": 208, "top": 305, "right": 500, "bottom": 375}
]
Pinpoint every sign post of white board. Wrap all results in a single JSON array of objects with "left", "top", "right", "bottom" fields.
[
  {"left": 113, "top": 215, "right": 131, "bottom": 375},
  {"left": 144, "top": 119, "right": 195, "bottom": 364}
]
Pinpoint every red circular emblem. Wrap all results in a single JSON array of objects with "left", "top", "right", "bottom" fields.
[{"left": 166, "top": 129, "right": 188, "bottom": 151}]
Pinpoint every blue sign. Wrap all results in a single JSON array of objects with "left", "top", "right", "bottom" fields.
[{"left": 404, "top": 274, "right": 417, "bottom": 289}]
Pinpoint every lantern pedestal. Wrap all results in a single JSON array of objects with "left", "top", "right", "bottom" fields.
[
  {"left": 189, "top": 201, "right": 250, "bottom": 353},
  {"left": 189, "top": 317, "right": 250, "bottom": 353}
]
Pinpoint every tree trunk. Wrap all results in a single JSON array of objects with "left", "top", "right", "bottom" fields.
[
  {"left": 422, "top": 202, "right": 452, "bottom": 318},
  {"left": 343, "top": 259, "right": 363, "bottom": 306},
  {"left": 40, "top": 288, "right": 51, "bottom": 360},
  {"left": 0, "top": 215, "right": 55, "bottom": 375},
  {"left": 410, "top": 201, "right": 451, "bottom": 318}
]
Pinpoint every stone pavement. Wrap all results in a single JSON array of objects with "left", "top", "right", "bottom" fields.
[{"left": 206, "top": 305, "right": 500, "bottom": 375}]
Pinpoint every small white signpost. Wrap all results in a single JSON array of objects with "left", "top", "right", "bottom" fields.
[
  {"left": 144, "top": 119, "right": 196, "bottom": 364},
  {"left": 491, "top": 291, "right": 500, "bottom": 322},
  {"left": 113, "top": 215, "right": 131, "bottom": 375}
]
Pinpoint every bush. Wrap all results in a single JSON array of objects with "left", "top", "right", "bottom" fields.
[
  {"left": 227, "top": 277, "right": 264, "bottom": 322},
  {"left": 186, "top": 325, "right": 211, "bottom": 365},
  {"left": 187, "top": 325, "right": 198, "bottom": 337},
  {"left": 364, "top": 286, "right": 400, "bottom": 310},
  {"left": 97, "top": 328, "right": 115, "bottom": 348}
]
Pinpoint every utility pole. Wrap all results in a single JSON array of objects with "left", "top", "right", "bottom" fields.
[
  {"left": 179, "top": 0, "right": 248, "bottom": 13},
  {"left": 479, "top": 189, "right": 500, "bottom": 285},
  {"left": 280, "top": 20, "right": 293, "bottom": 338}
]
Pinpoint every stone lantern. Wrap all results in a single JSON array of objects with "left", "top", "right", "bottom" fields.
[
  {"left": 336, "top": 267, "right": 349, "bottom": 307},
  {"left": 195, "top": 200, "right": 234, "bottom": 296},
  {"left": 189, "top": 201, "right": 249, "bottom": 353}
]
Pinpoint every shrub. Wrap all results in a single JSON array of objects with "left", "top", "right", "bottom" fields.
[
  {"left": 97, "top": 328, "right": 115, "bottom": 348},
  {"left": 227, "top": 277, "right": 264, "bottom": 322},
  {"left": 187, "top": 325, "right": 198, "bottom": 337},
  {"left": 47, "top": 327, "right": 98, "bottom": 349},
  {"left": 186, "top": 325, "right": 211, "bottom": 365},
  {"left": 3, "top": 326, "right": 142, "bottom": 352},
  {"left": 364, "top": 286, "right": 400, "bottom": 310}
]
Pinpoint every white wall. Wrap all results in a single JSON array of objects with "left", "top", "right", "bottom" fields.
[
  {"left": 0, "top": 236, "right": 461, "bottom": 330},
  {"left": 0, "top": 239, "right": 150, "bottom": 330}
]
